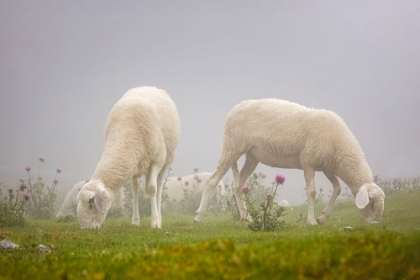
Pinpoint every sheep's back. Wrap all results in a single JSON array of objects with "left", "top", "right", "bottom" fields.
[{"left": 224, "top": 99, "right": 357, "bottom": 158}]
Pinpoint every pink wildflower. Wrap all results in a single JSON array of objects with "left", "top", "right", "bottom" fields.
[
  {"left": 53, "top": 179, "right": 58, "bottom": 184},
  {"left": 241, "top": 185, "right": 251, "bottom": 194},
  {"left": 373, "top": 175, "right": 379, "bottom": 183},
  {"left": 56, "top": 168, "right": 62, "bottom": 174},
  {"left": 319, "top": 188, "right": 323, "bottom": 192},
  {"left": 261, "top": 174, "right": 266, "bottom": 179},
  {"left": 177, "top": 176, "right": 182, "bottom": 181},
  {"left": 194, "top": 168, "right": 198, "bottom": 173},
  {"left": 39, "top": 157, "right": 45, "bottom": 162},
  {"left": 38, "top": 176, "right": 42, "bottom": 181},
  {"left": 24, "top": 194, "right": 30, "bottom": 201},
  {"left": 19, "top": 184, "right": 27, "bottom": 191},
  {"left": 275, "top": 174, "right": 285, "bottom": 185},
  {"left": 184, "top": 181, "right": 189, "bottom": 186},
  {"left": 25, "top": 166, "right": 31, "bottom": 172}
]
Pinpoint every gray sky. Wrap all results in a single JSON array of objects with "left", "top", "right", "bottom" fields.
[{"left": 1, "top": 1, "right": 419, "bottom": 205}]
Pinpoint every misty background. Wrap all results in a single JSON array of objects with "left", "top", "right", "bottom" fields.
[{"left": 1, "top": 1, "right": 419, "bottom": 205}]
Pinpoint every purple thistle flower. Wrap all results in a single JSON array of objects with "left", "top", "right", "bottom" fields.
[
  {"left": 53, "top": 179, "right": 58, "bottom": 184},
  {"left": 373, "top": 175, "right": 379, "bottom": 183},
  {"left": 177, "top": 176, "right": 182, "bottom": 181},
  {"left": 19, "top": 184, "right": 27, "bottom": 191},
  {"left": 38, "top": 176, "right": 42, "bottom": 181},
  {"left": 241, "top": 185, "right": 251, "bottom": 194},
  {"left": 39, "top": 157, "right": 45, "bottom": 162},
  {"left": 56, "top": 168, "right": 62, "bottom": 174},
  {"left": 194, "top": 168, "right": 198, "bottom": 173},
  {"left": 184, "top": 181, "right": 189, "bottom": 186},
  {"left": 261, "top": 174, "right": 266, "bottom": 179},
  {"left": 319, "top": 188, "right": 323, "bottom": 192},
  {"left": 224, "top": 184, "right": 229, "bottom": 189},
  {"left": 275, "top": 174, "right": 285, "bottom": 185},
  {"left": 25, "top": 166, "right": 31, "bottom": 172},
  {"left": 24, "top": 194, "right": 30, "bottom": 201},
  {"left": 85, "top": 179, "right": 90, "bottom": 183}
]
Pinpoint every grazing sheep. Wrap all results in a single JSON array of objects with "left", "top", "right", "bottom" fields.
[
  {"left": 77, "top": 87, "right": 181, "bottom": 229},
  {"left": 195, "top": 98, "right": 385, "bottom": 225},
  {"left": 162, "top": 172, "right": 225, "bottom": 212},
  {"left": 56, "top": 180, "right": 125, "bottom": 217}
]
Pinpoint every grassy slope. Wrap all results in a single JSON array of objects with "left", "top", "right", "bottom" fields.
[{"left": 1, "top": 191, "right": 420, "bottom": 279}]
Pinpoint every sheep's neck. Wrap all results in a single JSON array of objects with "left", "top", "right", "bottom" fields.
[
  {"left": 93, "top": 151, "right": 133, "bottom": 195},
  {"left": 335, "top": 156, "right": 373, "bottom": 195}
]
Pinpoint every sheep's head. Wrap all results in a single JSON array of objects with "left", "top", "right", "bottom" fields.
[
  {"left": 355, "top": 183, "right": 385, "bottom": 223},
  {"left": 76, "top": 179, "right": 113, "bottom": 229}
]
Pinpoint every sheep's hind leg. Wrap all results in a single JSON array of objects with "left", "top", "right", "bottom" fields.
[
  {"left": 155, "top": 168, "right": 167, "bottom": 228},
  {"left": 303, "top": 167, "right": 317, "bottom": 225},
  {"left": 233, "top": 155, "right": 259, "bottom": 221},
  {"left": 131, "top": 177, "right": 140, "bottom": 226},
  {"left": 146, "top": 164, "right": 162, "bottom": 229},
  {"left": 195, "top": 152, "right": 243, "bottom": 223},
  {"left": 317, "top": 174, "right": 341, "bottom": 224}
]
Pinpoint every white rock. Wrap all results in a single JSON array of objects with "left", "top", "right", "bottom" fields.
[
  {"left": 0, "top": 239, "right": 19, "bottom": 249},
  {"left": 339, "top": 226, "right": 354, "bottom": 232},
  {"left": 38, "top": 244, "right": 51, "bottom": 252}
]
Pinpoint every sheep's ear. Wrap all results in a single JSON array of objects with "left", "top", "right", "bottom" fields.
[
  {"left": 94, "top": 184, "right": 112, "bottom": 214},
  {"left": 355, "top": 184, "right": 370, "bottom": 209}
]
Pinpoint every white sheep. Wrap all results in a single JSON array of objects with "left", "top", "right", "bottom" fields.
[
  {"left": 195, "top": 98, "right": 385, "bottom": 225},
  {"left": 56, "top": 180, "right": 125, "bottom": 217},
  {"left": 76, "top": 87, "right": 181, "bottom": 229},
  {"left": 162, "top": 172, "right": 225, "bottom": 212}
]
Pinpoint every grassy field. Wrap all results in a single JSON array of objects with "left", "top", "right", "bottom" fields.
[{"left": 1, "top": 190, "right": 420, "bottom": 279}]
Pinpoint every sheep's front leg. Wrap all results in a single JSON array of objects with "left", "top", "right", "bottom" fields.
[
  {"left": 317, "top": 174, "right": 341, "bottom": 224},
  {"left": 304, "top": 167, "right": 317, "bottom": 225},
  {"left": 131, "top": 178, "right": 140, "bottom": 226},
  {"left": 146, "top": 164, "right": 161, "bottom": 229}
]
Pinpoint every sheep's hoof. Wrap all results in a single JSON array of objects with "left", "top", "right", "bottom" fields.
[
  {"left": 316, "top": 216, "right": 327, "bottom": 224},
  {"left": 151, "top": 223, "right": 161, "bottom": 229},
  {"left": 132, "top": 218, "right": 140, "bottom": 226},
  {"left": 194, "top": 215, "right": 203, "bottom": 223},
  {"left": 241, "top": 216, "right": 252, "bottom": 223},
  {"left": 307, "top": 219, "right": 317, "bottom": 225}
]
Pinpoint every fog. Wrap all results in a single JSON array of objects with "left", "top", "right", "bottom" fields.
[{"left": 1, "top": 1, "right": 419, "bottom": 205}]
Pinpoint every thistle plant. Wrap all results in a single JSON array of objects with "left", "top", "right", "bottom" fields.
[
  {"left": 244, "top": 174, "right": 287, "bottom": 232},
  {"left": 376, "top": 176, "right": 420, "bottom": 195},
  {"left": 23, "top": 158, "right": 59, "bottom": 220},
  {"left": 226, "top": 172, "right": 272, "bottom": 221},
  {"left": 0, "top": 184, "right": 29, "bottom": 227},
  {"left": 180, "top": 168, "right": 203, "bottom": 214}
]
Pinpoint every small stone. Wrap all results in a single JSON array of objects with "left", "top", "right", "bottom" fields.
[
  {"left": 38, "top": 244, "right": 51, "bottom": 253},
  {"left": 339, "top": 226, "right": 354, "bottom": 232},
  {"left": 1, "top": 239, "right": 19, "bottom": 249}
]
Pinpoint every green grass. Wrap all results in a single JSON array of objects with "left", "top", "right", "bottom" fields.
[{"left": 1, "top": 191, "right": 420, "bottom": 279}]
